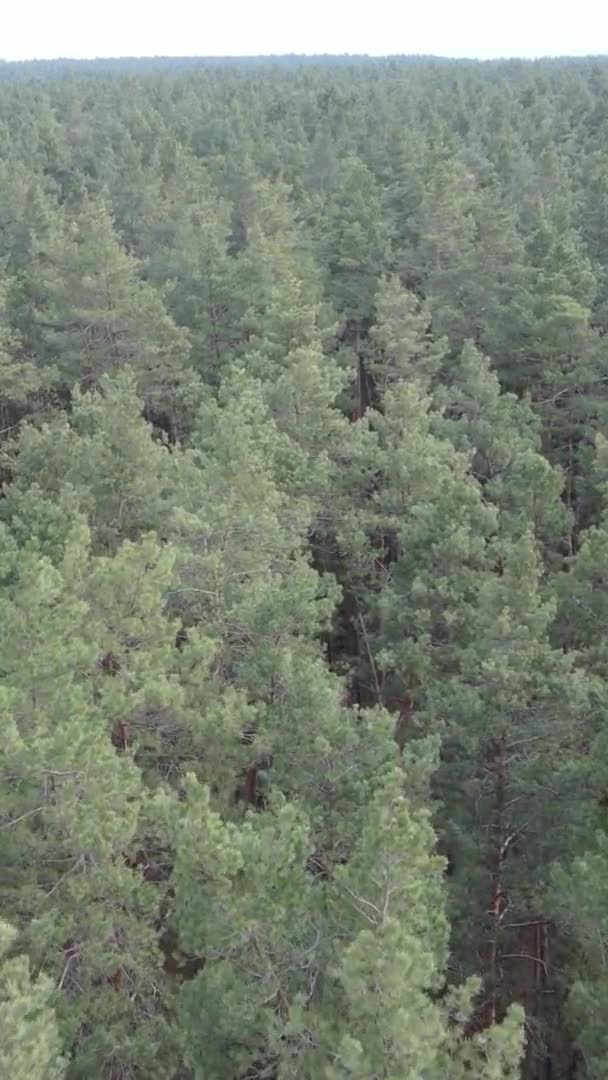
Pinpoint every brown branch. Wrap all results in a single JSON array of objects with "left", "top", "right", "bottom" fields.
[
  {"left": 501, "top": 953, "right": 548, "bottom": 975},
  {"left": 356, "top": 611, "right": 383, "bottom": 706}
]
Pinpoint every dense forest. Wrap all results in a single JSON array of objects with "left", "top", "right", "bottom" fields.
[{"left": 2, "top": 53, "right": 608, "bottom": 1080}]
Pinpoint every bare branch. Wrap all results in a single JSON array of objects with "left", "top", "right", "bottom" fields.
[{"left": 0, "top": 806, "right": 43, "bottom": 830}]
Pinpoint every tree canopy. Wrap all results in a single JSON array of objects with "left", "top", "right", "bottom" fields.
[{"left": 2, "top": 52, "right": 608, "bottom": 1079}]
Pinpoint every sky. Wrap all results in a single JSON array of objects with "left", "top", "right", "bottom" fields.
[{"left": 2, "top": 0, "right": 607, "bottom": 62}]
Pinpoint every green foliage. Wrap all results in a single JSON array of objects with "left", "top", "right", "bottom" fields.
[
  {"left": 5, "top": 53, "right": 608, "bottom": 1080},
  {"left": 171, "top": 761, "right": 524, "bottom": 1080},
  {"left": 369, "top": 274, "right": 446, "bottom": 392},
  {"left": 0, "top": 922, "right": 65, "bottom": 1080},
  {"left": 30, "top": 199, "right": 200, "bottom": 432}
]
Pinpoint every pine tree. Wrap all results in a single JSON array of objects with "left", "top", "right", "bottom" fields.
[
  {"left": 319, "top": 156, "right": 390, "bottom": 325},
  {"left": 0, "top": 921, "right": 66, "bottom": 1080},
  {"left": 436, "top": 340, "right": 568, "bottom": 551},
  {"left": 0, "top": 521, "right": 182, "bottom": 1078},
  {"left": 1, "top": 372, "right": 185, "bottom": 551},
  {"left": 145, "top": 149, "right": 241, "bottom": 382},
  {"left": 30, "top": 199, "right": 199, "bottom": 433},
  {"left": 0, "top": 276, "right": 54, "bottom": 437},
  {"left": 169, "top": 758, "right": 524, "bottom": 1080},
  {"left": 368, "top": 274, "right": 446, "bottom": 395}
]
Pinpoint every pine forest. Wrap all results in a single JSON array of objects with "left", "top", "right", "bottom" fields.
[{"left": 3, "top": 54, "right": 608, "bottom": 1079}]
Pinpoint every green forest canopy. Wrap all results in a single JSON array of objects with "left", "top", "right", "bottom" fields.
[{"left": 2, "top": 53, "right": 608, "bottom": 1079}]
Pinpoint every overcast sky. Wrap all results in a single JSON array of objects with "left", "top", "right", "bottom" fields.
[{"left": 2, "top": 0, "right": 607, "bottom": 62}]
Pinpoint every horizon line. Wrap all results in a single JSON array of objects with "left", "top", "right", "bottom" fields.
[{"left": 2, "top": 51, "right": 608, "bottom": 64}]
